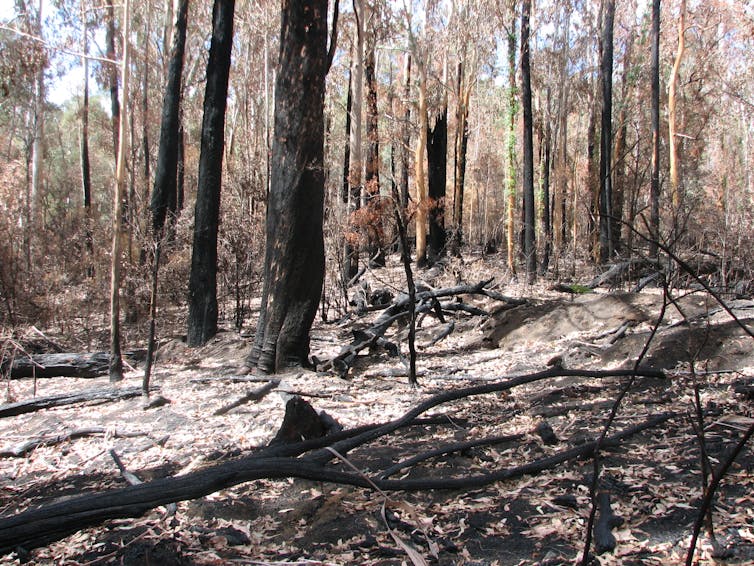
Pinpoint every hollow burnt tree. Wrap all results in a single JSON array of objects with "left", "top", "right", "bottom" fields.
[
  {"left": 427, "top": 71, "right": 448, "bottom": 262},
  {"left": 187, "top": 0, "right": 235, "bottom": 347},
  {"left": 247, "top": 0, "right": 329, "bottom": 374}
]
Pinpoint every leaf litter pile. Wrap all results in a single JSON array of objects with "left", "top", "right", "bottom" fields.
[{"left": 1, "top": 256, "right": 753, "bottom": 565}]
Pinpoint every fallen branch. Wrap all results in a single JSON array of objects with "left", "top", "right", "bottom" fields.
[
  {"left": 322, "top": 280, "right": 525, "bottom": 375},
  {"left": 0, "top": 386, "right": 156, "bottom": 419},
  {"left": 0, "top": 428, "right": 147, "bottom": 458},
  {"left": 213, "top": 380, "right": 279, "bottom": 416}
]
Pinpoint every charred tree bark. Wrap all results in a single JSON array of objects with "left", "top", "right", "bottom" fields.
[
  {"left": 105, "top": 2, "right": 120, "bottom": 161},
  {"left": 364, "top": 19, "right": 384, "bottom": 268},
  {"left": 400, "top": 54, "right": 411, "bottom": 210},
  {"left": 521, "top": 0, "right": 536, "bottom": 282},
  {"left": 108, "top": 2, "right": 131, "bottom": 383},
  {"left": 427, "top": 107, "right": 448, "bottom": 261},
  {"left": 598, "top": 0, "right": 615, "bottom": 263},
  {"left": 80, "top": 9, "right": 93, "bottom": 274},
  {"left": 247, "top": 0, "right": 328, "bottom": 373},
  {"left": 187, "top": 0, "right": 235, "bottom": 347},
  {"left": 451, "top": 61, "right": 471, "bottom": 257},
  {"left": 150, "top": 0, "right": 188, "bottom": 233}
]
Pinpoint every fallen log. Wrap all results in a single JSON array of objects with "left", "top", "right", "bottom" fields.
[
  {"left": 4, "top": 351, "right": 146, "bottom": 379},
  {"left": 0, "top": 428, "right": 148, "bottom": 458},
  {"left": 0, "top": 386, "right": 155, "bottom": 419}
]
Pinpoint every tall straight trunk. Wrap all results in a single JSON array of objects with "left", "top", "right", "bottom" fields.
[
  {"left": 505, "top": 19, "right": 517, "bottom": 273},
  {"left": 187, "top": 0, "right": 235, "bottom": 347},
  {"left": 247, "top": 0, "right": 328, "bottom": 373},
  {"left": 364, "top": 15, "right": 384, "bottom": 267},
  {"left": 612, "top": 28, "right": 635, "bottom": 255},
  {"left": 150, "top": 0, "right": 189, "bottom": 233},
  {"left": 668, "top": 0, "right": 686, "bottom": 211},
  {"left": 106, "top": 2, "right": 120, "bottom": 161},
  {"left": 598, "top": 0, "right": 615, "bottom": 263},
  {"left": 451, "top": 61, "right": 471, "bottom": 256},
  {"left": 521, "top": 0, "right": 536, "bottom": 282},
  {"left": 109, "top": 0, "right": 131, "bottom": 383},
  {"left": 141, "top": 0, "right": 152, "bottom": 234},
  {"left": 30, "top": 0, "right": 45, "bottom": 228},
  {"left": 587, "top": 87, "right": 599, "bottom": 259},
  {"left": 552, "top": 5, "right": 570, "bottom": 268},
  {"left": 80, "top": 2, "right": 93, "bottom": 269},
  {"left": 345, "top": 2, "right": 364, "bottom": 281},
  {"left": 414, "top": 64, "right": 429, "bottom": 267},
  {"left": 540, "top": 91, "right": 552, "bottom": 274},
  {"left": 341, "top": 68, "right": 352, "bottom": 206},
  {"left": 400, "top": 54, "right": 411, "bottom": 209},
  {"left": 649, "top": 0, "right": 661, "bottom": 257},
  {"left": 176, "top": 121, "right": 185, "bottom": 213}
]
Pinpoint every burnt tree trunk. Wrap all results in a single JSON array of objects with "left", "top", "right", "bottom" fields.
[
  {"left": 598, "top": 0, "right": 615, "bottom": 263},
  {"left": 150, "top": 0, "right": 189, "bottom": 233},
  {"left": 187, "top": 0, "right": 235, "bottom": 347},
  {"left": 400, "top": 54, "right": 411, "bottom": 210},
  {"left": 106, "top": 2, "right": 120, "bottom": 162},
  {"left": 521, "top": 0, "right": 536, "bottom": 282},
  {"left": 364, "top": 23, "right": 384, "bottom": 267},
  {"left": 451, "top": 61, "right": 470, "bottom": 257},
  {"left": 427, "top": 108, "right": 448, "bottom": 261},
  {"left": 247, "top": 0, "right": 328, "bottom": 373}
]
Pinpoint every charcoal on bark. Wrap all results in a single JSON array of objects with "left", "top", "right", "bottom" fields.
[{"left": 247, "top": 0, "right": 328, "bottom": 373}]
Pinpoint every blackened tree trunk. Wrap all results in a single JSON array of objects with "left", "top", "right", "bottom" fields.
[
  {"left": 521, "top": 0, "right": 536, "bottom": 282},
  {"left": 80, "top": 7, "right": 93, "bottom": 273},
  {"left": 150, "top": 0, "right": 189, "bottom": 233},
  {"left": 649, "top": 0, "right": 661, "bottom": 258},
  {"left": 341, "top": 68, "right": 352, "bottom": 206},
  {"left": 247, "top": 0, "right": 328, "bottom": 374},
  {"left": 598, "top": 0, "right": 615, "bottom": 263},
  {"left": 400, "top": 54, "right": 411, "bottom": 209},
  {"left": 106, "top": 2, "right": 120, "bottom": 161},
  {"left": 364, "top": 20, "right": 384, "bottom": 267},
  {"left": 176, "top": 120, "right": 185, "bottom": 214},
  {"left": 451, "top": 61, "right": 470, "bottom": 257},
  {"left": 187, "top": 0, "right": 235, "bottom": 347},
  {"left": 427, "top": 108, "right": 447, "bottom": 261},
  {"left": 109, "top": 0, "right": 131, "bottom": 383}
]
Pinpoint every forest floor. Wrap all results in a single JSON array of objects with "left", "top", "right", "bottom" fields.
[{"left": 1, "top": 254, "right": 753, "bottom": 565}]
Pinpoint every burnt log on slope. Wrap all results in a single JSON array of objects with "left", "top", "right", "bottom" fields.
[{"left": 4, "top": 351, "right": 145, "bottom": 379}]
